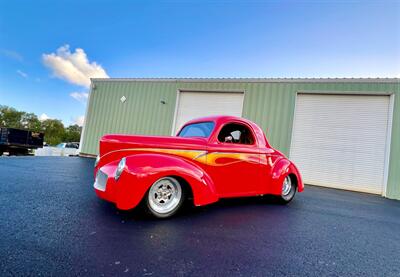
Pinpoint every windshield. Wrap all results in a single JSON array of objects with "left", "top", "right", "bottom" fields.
[{"left": 178, "top": 122, "right": 215, "bottom": 138}]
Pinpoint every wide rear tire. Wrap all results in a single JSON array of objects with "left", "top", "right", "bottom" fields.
[{"left": 278, "top": 175, "right": 297, "bottom": 204}]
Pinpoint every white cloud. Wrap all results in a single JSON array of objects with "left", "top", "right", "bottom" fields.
[
  {"left": 70, "top": 92, "right": 89, "bottom": 103},
  {"left": 42, "top": 45, "right": 108, "bottom": 88},
  {"left": 39, "top": 113, "right": 51, "bottom": 121},
  {"left": 16, "top": 70, "right": 28, "bottom": 78},
  {"left": 73, "top": 115, "right": 85, "bottom": 127}
]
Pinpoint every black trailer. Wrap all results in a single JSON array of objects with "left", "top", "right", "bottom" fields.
[{"left": 0, "top": 128, "right": 44, "bottom": 156}]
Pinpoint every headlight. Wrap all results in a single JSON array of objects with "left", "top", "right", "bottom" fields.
[
  {"left": 94, "top": 155, "right": 100, "bottom": 167},
  {"left": 114, "top": 157, "right": 126, "bottom": 181}
]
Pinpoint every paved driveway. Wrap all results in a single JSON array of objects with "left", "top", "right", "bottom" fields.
[{"left": 0, "top": 157, "right": 399, "bottom": 276}]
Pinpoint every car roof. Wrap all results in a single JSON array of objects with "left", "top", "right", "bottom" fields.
[
  {"left": 181, "top": 115, "right": 269, "bottom": 147},
  {"left": 184, "top": 115, "right": 253, "bottom": 125}
]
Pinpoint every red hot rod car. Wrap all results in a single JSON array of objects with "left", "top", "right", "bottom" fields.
[{"left": 94, "top": 116, "right": 303, "bottom": 218}]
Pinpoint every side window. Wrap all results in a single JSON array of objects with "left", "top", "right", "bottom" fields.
[
  {"left": 66, "top": 143, "right": 79, "bottom": 149},
  {"left": 218, "top": 123, "right": 254, "bottom": 145}
]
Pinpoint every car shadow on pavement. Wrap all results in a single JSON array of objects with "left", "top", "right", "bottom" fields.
[{"left": 95, "top": 194, "right": 292, "bottom": 222}]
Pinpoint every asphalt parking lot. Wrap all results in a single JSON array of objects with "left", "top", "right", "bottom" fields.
[{"left": 1, "top": 157, "right": 399, "bottom": 276}]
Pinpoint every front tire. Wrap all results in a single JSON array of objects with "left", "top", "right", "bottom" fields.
[
  {"left": 278, "top": 175, "right": 297, "bottom": 204},
  {"left": 146, "top": 177, "right": 185, "bottom": 218}
]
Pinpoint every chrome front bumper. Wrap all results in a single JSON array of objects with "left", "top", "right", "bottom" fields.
[{"left": 94, "top": 170, "right": 108, "bottom": 191}]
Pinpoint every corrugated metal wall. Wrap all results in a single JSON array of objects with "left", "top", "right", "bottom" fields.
[{"left": 81, "top": 79, "right": 400, "bottom": 200}]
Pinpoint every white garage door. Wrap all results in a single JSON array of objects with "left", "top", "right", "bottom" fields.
[
  {"left": 173, "top": 91, "right": 244, "bottom": 133},
  {"left": 290, "top": 94, "right": 391, "bottom": 194}
]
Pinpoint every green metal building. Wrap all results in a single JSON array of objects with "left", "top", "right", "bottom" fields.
[{"left": 80, "top": 78, "right": 399, "bottom": 200}]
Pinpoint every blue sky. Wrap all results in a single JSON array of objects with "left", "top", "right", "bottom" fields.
[{"left": 0, "top": 0, "right": 399, "bottom": 126}]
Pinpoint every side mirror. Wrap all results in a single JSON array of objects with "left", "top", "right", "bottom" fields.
[{"left": 224, "top": 135, "right": 233, "bottom": 143}]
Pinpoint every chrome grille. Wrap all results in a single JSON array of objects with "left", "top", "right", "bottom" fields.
[{"left": 94, "top": 170, "right": 108, "bottom": 191}]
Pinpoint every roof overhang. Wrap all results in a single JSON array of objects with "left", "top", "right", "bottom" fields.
[{"left": 91, "top": 77, "right": 400, "bottom": 84}]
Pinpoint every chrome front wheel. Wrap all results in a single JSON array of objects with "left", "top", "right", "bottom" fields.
[{"left": 146, "top": 177, "right": 184, "bottom": 218}]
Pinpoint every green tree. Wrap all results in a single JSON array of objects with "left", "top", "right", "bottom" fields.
[
  {"left": 0, "top": 106, "right": 24, "bottom": 128},
  {"left": 21, "top": 113, "right": 42, "bottom": 131},
  {"left": 63, "top": 124, "right": 82, "bottom": 142},
  {"left": 41, "top": 119, "right": 65, "bottom": 145}
]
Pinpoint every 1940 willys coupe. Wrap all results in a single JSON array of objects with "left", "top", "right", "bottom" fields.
[{"left": 94, "top": 116, "right": 303, "bottom": 218}]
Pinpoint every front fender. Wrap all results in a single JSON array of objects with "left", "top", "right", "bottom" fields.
[
  {"left": 269, "top": 157, "right": 304, "bottom": 195},
  {"left": 116, "top": 153, "right": 219, "bottom": 209}
]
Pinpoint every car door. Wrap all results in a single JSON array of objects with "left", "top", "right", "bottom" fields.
[{"left": 206, "top": 122, "right": 261, "bottom": 197}]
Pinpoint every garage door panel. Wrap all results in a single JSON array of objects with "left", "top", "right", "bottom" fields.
[
  {"left": 174, "top": 92, "right": 244, "bottom": 133},
  {"left": 290, "top": 94, "right": 390, "bottom": 194}
]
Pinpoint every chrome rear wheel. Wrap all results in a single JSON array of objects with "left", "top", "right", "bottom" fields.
[{"left": 280, "top": 175, "right": 296, "bottom": 203}]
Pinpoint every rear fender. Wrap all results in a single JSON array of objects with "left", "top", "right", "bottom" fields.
[
  {"left": 269, "top": 158, "right": 304, "bottom": 195},
  {"left": 117, "top": 153, "right": 219, "bottom": 209}
]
